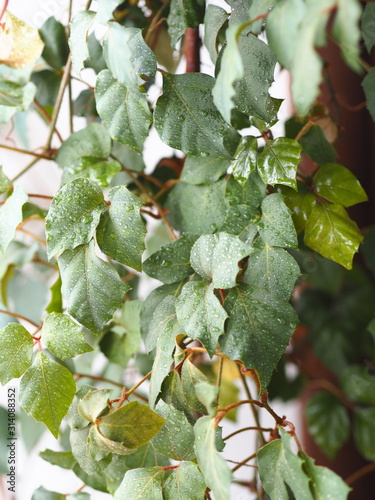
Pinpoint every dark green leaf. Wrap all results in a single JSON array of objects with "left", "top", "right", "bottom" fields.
[
  {"left": 40, "top": 449, "right": 77, "bottom": 470},
  {"left": 96, "top": 185, "right": 146, "bottom": 271},
  {"left": 46, "top": 178, "right": 106, "bottom": 259},
  {"left": 341, "top": 365, "right": 375, "bottom": 405},
  {"left": 181, "top": 156, "right": 230, "bottom": 185},
  {"left": 225, "top": 172, "right": 266, "bottom": 208},
  {"left": 59, "top": 242, "right": 129, "bottom": 333},
  {"left": 286, "top": 120, "right": 337, "bottom": 164},
  {"left": 362, "top": 3, "right": 375, "bottom": 53},
  {"left": 73, "top": 89, "right": 97, "bottom": 118},
  {"left": 163, "top": 461, "right": 206, "bottom": 500},
  {"left": 167, "top": 0, "right": 205, "bottom": 48},
  {"left": 194, "top": 416, "right": 232, "bottom": 500},
  {"left": 231, "top": 136, "right": 258, "bottom": 186},
  {"left": 95, "top": 69, "right": 152, "bottom": 153},
  {"left": 31, "top": 70, "right": 61, "bottom": 108},
  {"left": 204, "top": 5, "right": 229, "bottom": 64},
  {"left": 152, "top": 400, "right": 195, "bottom": 460},
  {"left": 190, "top": 232, "right": 252, "bottom": 288},
  {"left": 181, "top": 359, "right": 208, "bottom": 414},
  {"left": 221, "top": 284, "right": 298, "bottom": 391},
  {"left": 314, "top": 163, "right": 367, "bottom": 207},
  {"left": 176, "top": 281, "right": 228, "bottom": 356},
  {"left": 0, "top": 185, "right": 28, "bottom": 255},
  {"left": 0, "top": 323, "right": 33, "bottom": 384},
  {"left": 143, "top": 233, "right": 198, "bottom": 284},
  {"left": 363, "top": 67, "right": 375, "bottom": 120},
  {"left": 103, "top": 24, "right": 156, "bottom": 89},
  {"left": 244, "top": 238, "right": 300, "bottom": 299},
  {"left": 69, "top": 11, "right": 96, "bottom": 76},
  {"left": 100, "top": 329, "right": 140, "bottom": 368},
  {"left": 306, "top": 391, "right": 350, "bottom": 459},
  {"left": 61, "top": 157, "right": 121, "bottom": 187},
  {"left": 257, "top": 138, "right": 302, "bottom": 190},
  {"left": 22, "top": 202, "right": 48, "bottom": 221},
  {"left": 277, "top": 184, "right": 315, "bottom": 234},
  {"left": 20, "top": 352, "right": 76, "bottom": 437},
  {"left": 42, "top": 312, "right": 93, "bottom": 359},
  {"left": 114, "top": 467, "right": 164, "bottom": 500},
  {"left": 354, "top": 407, "right": 375, "bottom": 461},
  {"left": 154, "top": 72, "right": 239, "bottom": 159},
  {"left": 46, "top": 274, "right": 63, "bottom": 314},
  {"left": 166, "top": 179, "right": 228, "bottom": 234},
  {"left": 86, "top": 33, "right": 107, "bottom": 73},
  {"left": 258, "top": 193, "right": 298, "bottom": 248},
  {"left": 219, "top": 204, "right": 259, "bottom": 245},
  {"left": 39, "top": 17, "right": 69, "bottom": 69},
  {"left": 304, "top": 202, "right": 363, "bottom": 269}
]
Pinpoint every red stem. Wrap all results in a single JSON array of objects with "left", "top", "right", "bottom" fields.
[
  {"left": 184, "top": 27, "right": 200, "bottom": 73},
  {"left": 0, "top": 0, "right": 8, "bottom": 22}
]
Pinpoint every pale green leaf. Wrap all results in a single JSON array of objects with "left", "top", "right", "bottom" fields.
[
  {"left": 0, "top": 166, "right": 11, "bottom": 193},
  {"left": 306, "top": 391, "right": 350, "bottom": 460},
  {"left": 45, "top": 274, "right": 62, "bottom": 314},
  {"left": 244, "top": 238, "right": 300, "bottom": 299},
  {"left": 249, "top": 0, "right": 276, "bottom": 34},
  {"left": 96, "top": 185, "right": 146, "bottom": 271},
  {"left": 20, "top": 352, "right": 76, "bottom": 437},
  {"left": 78, "top": 389, "right": 112, "bottom": 422},
  {"left": 257, "top": 138, "right": 302, "bottom": 190},
  {"left": 194, "top": 416, "right": 232, "bottom": 500},
  {"left": 195, "top": 382, "right": 219, "bottom": 417},
  {"left": 0, "top": 80, "right": 36, "bottom": 123},
  {"left": 154, "top": 72, "right": 239, "bottom": 159},
  {"left": 152, "top": 400, "right": 195, "bottom": 460},
  {"left": 304, "top": 202, "right": 363, "bottom": 269},
  {"left": 143, "top": 233, "right": 198, "bottom": 284},
  {"left": 354, "top": 407, "right": 375, "bottom": 461},
  {"left": 181, "top": 359, "right": 208, "bottom": 414},
  {"left": 99, "top": 401, "right": 165, "bottom": 449},
  {"left": 40, "top": 449, "right": 77, "bottom": 470},
  {"left": 231, "top": 136, "right": 258, "bottom": 186},
  {"left": 31, "top": 486, "right": 65, "bottom": 500},
  {"left": 204, "top": 5, "right": 229, "bottom": 64},
  {"left": 114, "top": 467, "right": 164, "bottom": 500},
  {"left": 95, "top": 69, "right": 152, "bottom": 153},
  {"left": 176, "top": 281, "right": 228, "bottom": 356},
  {"left": 167, "top": 0, "right": 205, "bottom": 48},
  {"left": 70, "top": 425, "right": 112, "bottom": 475},
  {"left": 0, "top": 185, "right": 28, "bottom": 255},
  {"left": 69, "top": 11, "right": 95, "bottom": 77},
  {"left": 61, "top": 157, "right": 121, "bottom": 187},
  {"left": 333, "top": 0, "right": 362, "bottom": 72},
  {"left": 314, "top": 163, "right": 368, "bottom": 207},
  {"left": 103, "top": 24, "right": 156, "bottom": 89},
  {"left": 190, "top": 232, "right": 252, "bottom": 288},
  {"left": 362, "top": 3, "right": 375, "bottom": 53},
  {"left": 163, "top": 461, "right": 206, "bottom": 500},
  {"left": 46, "top": 178, "right": 106, "bottom": 259},
  {"left": 258, "top": 193, "right": 298, "bottom": 248},
  {"left": 0, "top": 323, "right": 33, "bottom": 385},
  {"left": 42, "top": 312, "right": 93, "bottom": 359},
  {"left": 221, "top": 284, "right": 298, "bottom": 391},
  {"left": 96, "top": 0, "right": 120, "bottom": 24},
  {"left": 58, "top": 242, "right": 129, "bottom": 333},
  {"left": 181, "top": 156, "right": 230, "bottom": 185}
]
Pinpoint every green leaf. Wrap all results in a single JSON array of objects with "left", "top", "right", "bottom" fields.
[
  {"left": 167, "top": 0, "right": 205, "bottom": 48},
  {"left": 244, "top": 238, "right": 300, "bottom": 299},
  {"left": 231, "top": 136, "right": 258, "bottom": 186},
  {"left": 96, "top": 185, "right": 146, "bottom": 271},
  {"left": 42, "top": 313, "right": 93, "bottom": 359},
  {"left": 56, "top": 122, "right": 112, "bottom": 170},
  {"left": 221, "top": 284, "right": 298, "bottom": 391},
  {"left": 163, "top": 461, "right": 206, "bottom": 500},
  {"left": 95, "top": 69, "right": 152, "bottom": 153},
  {"left": 96, "top": 0, "right": 120, "bottom": 24},
  {"left": 362, "top": 67, "right": 375, "bottom": 121},
  {"left": 0, "top": 323, "right": 33, "bottom": 385},
  {"left": 46, "top": 178, "right": 106, "bottom": 259},
  {"left": 0, "top": 166, "right": 11, "bottom": 193},
  {"left": 143, "top": 233, "right": 198, "bottom": 284},
  {"left": 99, "top": 401, "right": 165, "bottom": 449},
  {"left": 257, "top": 428, "right": 314, "bottom": 500},
  {"left": 31, "top": 69, "right": 61, "bottom": 108},
  {"left": 100, "top": 328, "right": 140, "bottom": 368},
  {"left": 194, "top": 416, "right": 232, "bottom": 500},
  {"left": 166, "top": 179, "right": 228, "bottom": 234},
  {"left": 212, "top": 23, "right": 244, "bottom": 124},
  {"left": 227, "top": 0, "right": 252, "bottom": 25},
  {"left": 257, "top": 138, "right": 302, "bottom": 190},
  {"left": 354, "top": 407, "right": 375, "bottom": 461},
  {"left": 39, "top": 16, "right": 69, "bottom": 69},
  {"left": 225, "top": 172, "right": 266, "bottom": 208},
  {"left": 114, "top": 467, "right": 164, "bottom": 500},
  {"left": 58, "top": 242, "right": 129, "bottom": 333},
  {"left": 314, "top": 163, "right": 367, "bottom": 207},
  {"left": 181, "top": 156, "right": 230, "bottom": 185},
  {"left": 277, "top": 184, "right": 315, "bottom": 234},
  {"left": 332, "top": 0, "right": 362, "bottom": 72},
  {"left": 304, "top": 202, "right": 363, "bottom": 269},
  {"left": 22, "top": 202, "right": 48, "bottom": 221},
  {"left": 20, "top": 352, "right": 76, "bottom": 437},
  {"left": 181, "top": 359, "right": 208, "bottom": 414},
  {"left": 219, "top": 204, "right": 259, "bottom": 245},
  {"left": 248, "top": 0, "right": 275, "bottom": 34},
  {"left": 86, "top": 33, "right": 107, "bottom": 73},
  {"left": 46, "top": 274, "right": 62, "bottom": 314},
  {"left": 70, "top": 425, "right": 111, "bottom": 475},
  {"left": 306, "top": 391, "right": 350, "bottom": 460},
  {"left": 190, "top": 232, "right": 252, "bottom": 288},
  {"left": 362, "top": 3, "right": 375, "bottom": 53},
  {"left": 0, "top": 185, "right": 28, "bottom": 255},
  {"left": 152, "top": 400, "right": 195, "bottom": 460},
  {"left": 103, "top": 24, "right": 156, "bottom": 89},
  {"left": 195, "top": 382, "right": 219, "bottom": 417},
  {"left": 69, "top": 11, "right": 96, "bottom": 77},
  {"left": 159, "top": 370, "right": 194, "bottom": 420},
  {"left": 204, "top": 5, "right": 229, "bottom": 64},
  {"left": 31, "top": 486, "right": 65, "bottom": 500},
  {"left": 40, "top": 449, "right": 77, "bottom": 470},
  {"left": 258, "top": 193, "right": 298, "bottom": 248},
  {"left": 61, "top": 157, "right": 121, "bottom": 187},
  {"left": 341, "top": 365, "right": 375, "bottom": 405},
  {"left": 301, "top": 451, "right": 351, "bottom": 499},
  {"left": 154, "top": 72, "right": 239, "bottom": 158},
  {"left": 176, "top": 281, "right": 228, "bottom": 356}
]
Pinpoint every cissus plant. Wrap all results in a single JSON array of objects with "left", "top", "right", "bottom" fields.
[{"left": 0, "top": 0, "right": 375, "bottom": 498}]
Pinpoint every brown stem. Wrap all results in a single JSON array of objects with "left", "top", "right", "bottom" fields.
[
  {"left": 17, "top": 227, "right": 46, "bottom": 246},
  {"left": 294, "top": 120, "right": 314, "bottom": 142},
  {"left": 33, "top": 256, "right": 58, "bottom": 270},
  {"left": 0, "top": 144, "right": 51, "bottom": 159},
  {"left": 345, "top": 463, "right": 375, "bottom": 486},
  {"left": 33, "top": 99, "right": 63, "bottom": 142},
  {"left": 141, "top": 208, "right": 162, "bottom": 219},
  {"left": 11, "top": 158, "right": 41, "bottom": 182},
  {"left": 124, "top": 370, "right": 152, "bottom": 399},
  {"left": 0, "top": 309, "right": 39, "bottom": 328},
  {"left": 184, "top": 27, "right": 200, "bottom": 73},
  {"left": 224, "top": 426, "right": 273, "bottom": 442},
  {"left": 28, "top": 193, "right": 54, "bottom": 200},
  {"left": 238, "top": 366, "right": 266, "bottom": 445},
  {"left": 74, "top": 373, "right": 124, "bottom": 388},
  {"left": 231, "top": 452, "right": 257, "bottom": 473}
]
